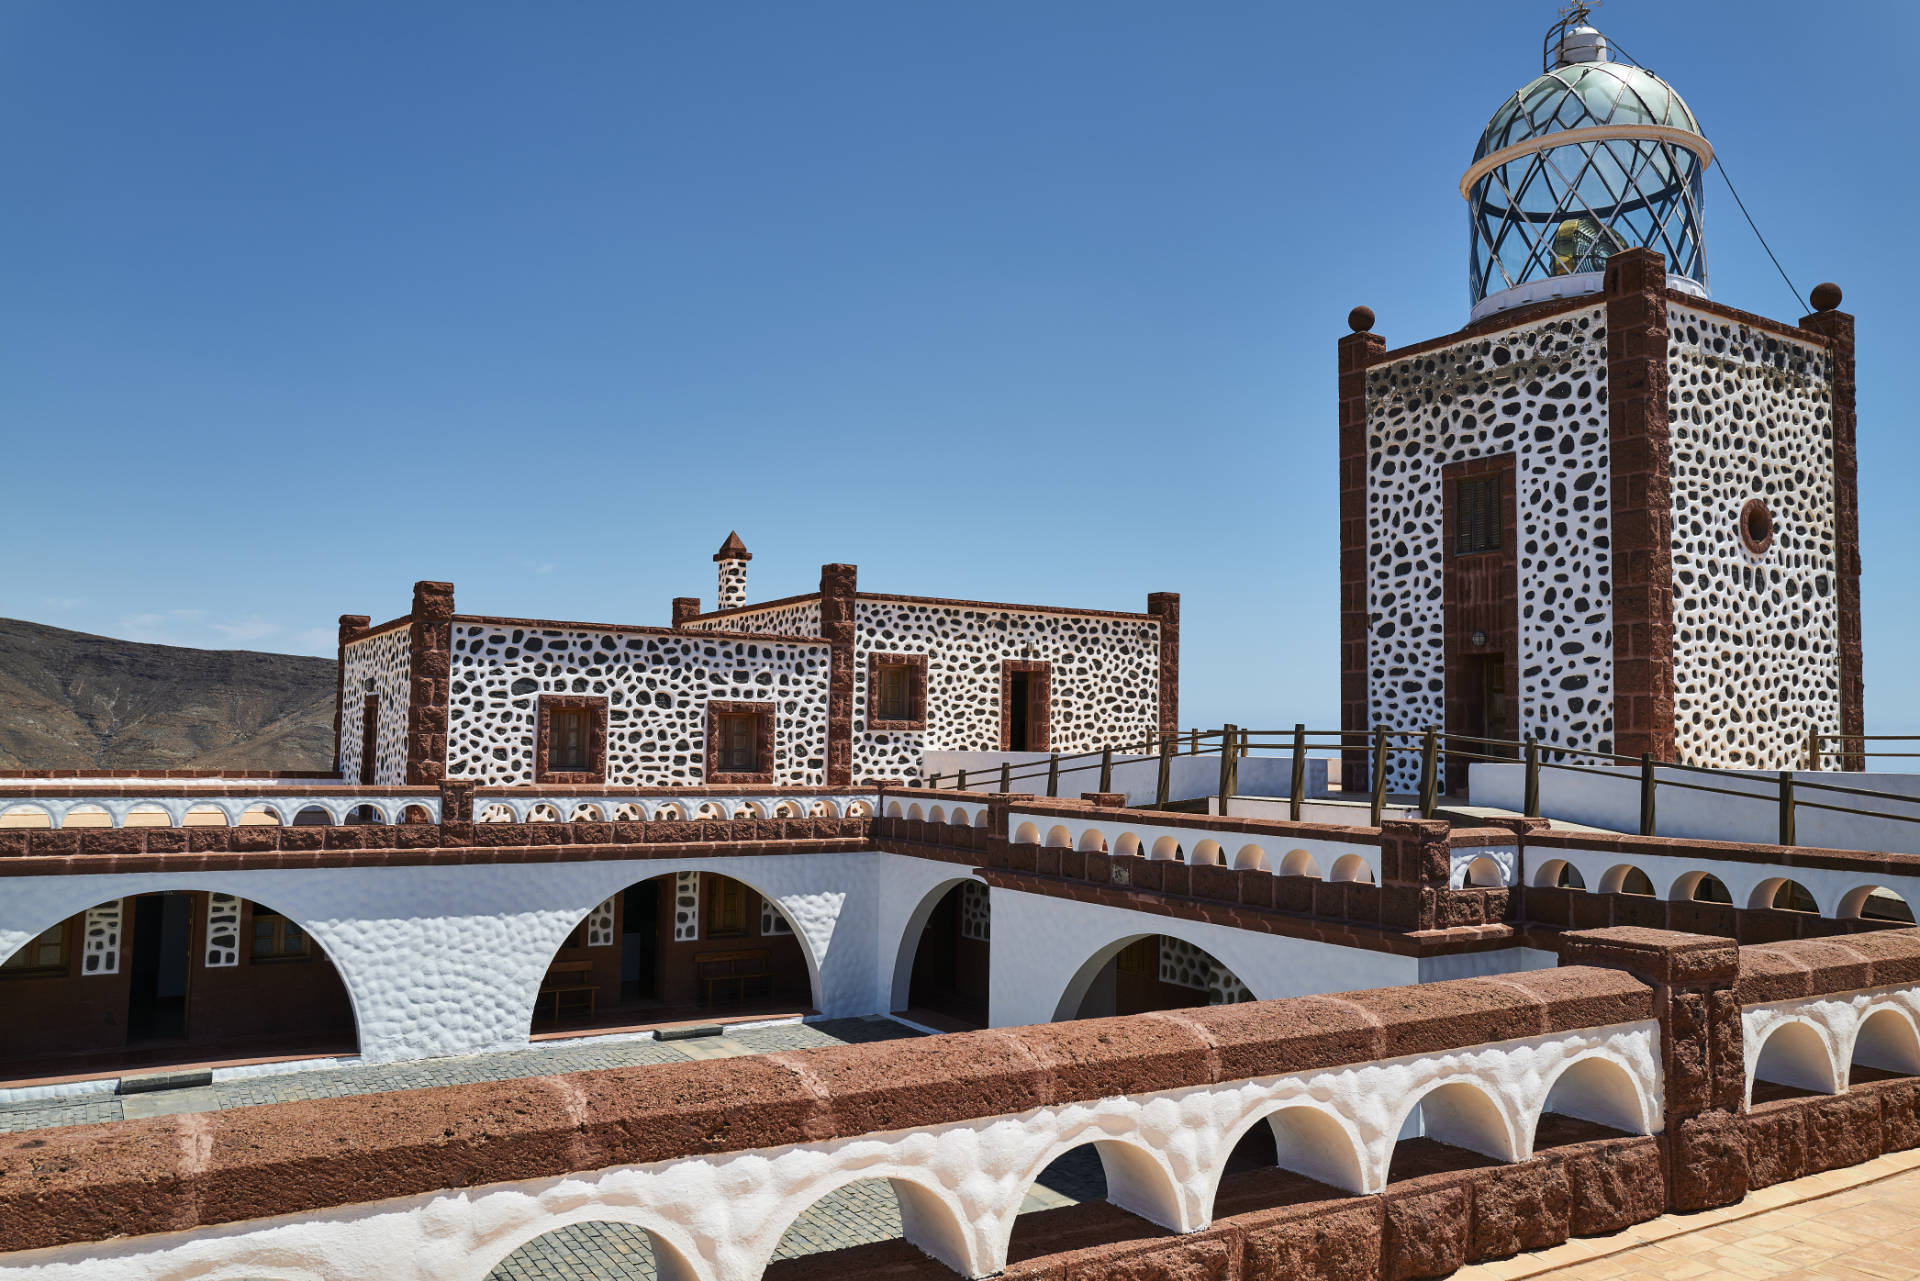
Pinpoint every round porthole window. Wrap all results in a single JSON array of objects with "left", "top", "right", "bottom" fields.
[{"left": 1739, "top": 498, "right": 1774, "bottom": 555}]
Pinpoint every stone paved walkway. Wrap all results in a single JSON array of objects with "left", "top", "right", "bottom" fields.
[
  {"left": 0, "top": 1017, "right": 916, "bottom": 1135},
  {"left": 1455, "top": 1147, "right": 1920, "bottom": 1281}
]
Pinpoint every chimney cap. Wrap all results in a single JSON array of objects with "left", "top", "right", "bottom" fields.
[{"left": 713, "top": 531, "right": 752, "bottom": 562}]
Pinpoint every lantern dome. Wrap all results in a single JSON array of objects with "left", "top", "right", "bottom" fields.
[{"left": 1463, "top": 11, "right": 1711, "bottom": 319}]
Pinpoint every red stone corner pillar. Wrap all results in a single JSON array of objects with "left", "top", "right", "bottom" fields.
[
  {"left": 671, "top": 597, "right": 702, "bottom": 628},
  {"left": 333, "top": 614, "right": 371, "bottom": 775},
  {"left": 1146, "top": 592, "right": 1180, "bottom": 741},
  {"left": 1339, "top": 322, "right": 1386, "bottom": 792},
  {"left": 820, "top": 563, "right": 857, "bottom": 787},
  {"left": 1377, "top": 818, "right": 1450, "bottom": 931},
  {"left": 1798, "top": 303, "right": 1863, "bottom": 770},
  {"left": 1558, "top": 926, "right": 1746, "bottom": 1211},
  {"left": 406, "top": 581, "right": 455, "bottom": 786},
  {"left": 1604, "top": 248, "right": 1676, "bottom": 763}
]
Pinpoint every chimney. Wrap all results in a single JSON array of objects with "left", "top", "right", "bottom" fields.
[{"left": 714, "top": 532, "right": 751, "bottom": 611}]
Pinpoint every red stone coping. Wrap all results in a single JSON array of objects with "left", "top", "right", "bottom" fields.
[
  {"left": 0, "top": 966, "right": 1650, "bottom": 1254},
  {"left": 448, "top": 614, "right": 830, "bottom": 646},
  {"left": 343, "top": 612, "right": 413, "bottom": 643},
  {"left": 0, "top": 771, "right": 346, "bottom": 783},
  {"left": 471, "top": 784, "right": 878, "bottom": 798},
  {"left": 684, "top": 591, "right": 1158, "bottom": 626},
  {"left": 1668, "top": 291, "right": 1833, "bottom": 349},
  {"left": 1527, "top": 829, "right": 1920, "bottom": 878},
  {"left": 1002, "top": 797, "right": 1397, "bottom": 846},
  {"left": 1736, "top": 931, "right": 1920, "bottom": 1005},
  {"left": 973, "top": 864, "right": 1547, "bottom": 959},
  {"left": 1524, "top": 883, "right": 1897, "bottom": 949},
  {"left": 0, "top": 819, "right": 874, "bottom": 875},
  {"left": 1375, "top": 293, "right": 1604, "bottom": 365}
]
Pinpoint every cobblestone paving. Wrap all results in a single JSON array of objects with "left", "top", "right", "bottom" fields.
[
  {"left": 0, "top": 1018, "right": 916, "bottom": 1135},
  {"left": 483, "top": 1146, "right": 1108, "bottom": 1279}
]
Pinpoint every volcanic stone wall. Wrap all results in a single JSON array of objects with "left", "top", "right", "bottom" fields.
[
  {"left": 1666, "top": 304, "right": 1840, "bottom": 769},
  {"left": 1364, "top": 306, "right": 1613, "bottom": 787},
  {"left": 338, "top": 625, "right": 411, "bottom": 786}
]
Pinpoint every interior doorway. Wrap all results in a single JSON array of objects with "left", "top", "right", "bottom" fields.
[
  {"left": 620, "top": 880, "right": 659, "bottom": 1002},
  {"left": 1002, "top": 661, "right": 1050, "bottom": 753},
  {"left": 128, "top": 892, "right": 192, "bottom": 1043},
  {"left": 1009, "top": 672, "right": 1034, "bottom": 751}
]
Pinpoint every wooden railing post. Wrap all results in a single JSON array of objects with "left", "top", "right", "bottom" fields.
[
  {"left": 1189, "top": 728, "right": 1199, "bottom": 756},
  {"left": 1523, "top": 739, "right": 1540, "bottom": 818},
  {"left": 1370, "top": 725, "right": 1388, "bottom": 828},
  {"left": 1808, "top": 727, "right": 1823, "bottom": 773},
  {"left": 998, "top": 761, "right": 1011, "bottom": 794},
  {"left": 1778, "top": 770, "right": 1796, "bottom": 847},
  {"left": 1046, "top": 754, "right": 1059, "bottom": 798},
  {"left": 956, "top": 768, "right": 968, "bottom": 793},
  {"left": 1218, "top": 723, "right": 1238, "bottom": 818},
  {"left": 1289, "top": 723, "right": 1306, "bottom": 822},
  {"left": 1156, "top": 734, "right": 1173, "bottom": 809},
  {"left": 1098, "top": 745, "right": 1113, "bottom": 794},
  {"left": 1639, "top": 753, "right": 1656, "bottom": 837},
  {"left": 1419, "top": 727, "right": 1439, "bottom": 818}
]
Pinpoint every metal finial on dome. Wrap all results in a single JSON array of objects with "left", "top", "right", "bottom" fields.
[{"left": 1546, "top": 2, "right": 1610, "bottom": 69}]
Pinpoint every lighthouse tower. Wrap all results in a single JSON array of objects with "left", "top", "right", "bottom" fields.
[{"left": 1339, "top": 8, "right": 1861, "bottom": 786}]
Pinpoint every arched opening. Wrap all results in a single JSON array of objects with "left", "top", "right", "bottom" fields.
[
  {"left": 60, "top": 804, "right": 114, "bottom": 828},
  {"left": 846, "top": 800, "right": 874, "bottom": 818},
  {"left": 569, "top": 803, "right": 604, "bottom": 822},
  {"left": 0, "top": 892, "right": 357, "bottom": 1081},
  {"left": 1013, "top": 822, "right": 1041, "bottom": 846},
  {"left": 1462, "top": 856, "right": 1503, "bottom": 888},
  {"left": 1532, "top": 859, "right": 1585, "bottom": 889},
  {"left": 1005, "top": 1139, "right": 1182, "bottom": 1269},
  {"left": 529, "top": 872, "right": 816, "bottom": 1036},
  {"left": 1330, "top": 854, "right": 1374, "bottom": 884},
  {"left": 126, "top": 805, "right": 176, "bottom": 828},
  {"left": 655, "top": 802, "right": 688, "bottom": 821},
  {"left": 183, "top": 804, "right": 230, "bottom": 827},
  {"left": 0, "top": 804, "right": 52, "bottom": 829},
  {"left": 1149, "top": 836, "right": 1184, "bottom": 861},
  {"left": 695, "top": 802, "right": 727, "bottom": 821},
  {"left": 1216, "top": 1104, "right": 1367, "bottom": 1199},
  {"left": 528, "top": 803, "right": 563, "bottom": 823},
  {"left": 1077, "top": 829, "right": 1109, "bottom": 853},
  {"left": 479, "top": 1219, "right": 699, "bottom": 1281},
  {"left": 401, "top": 804, "right": 433, "bottom": 824},
  {"left": 927, "top": 805, "right": 945, "bottom": 824},
  {"left": 906, "top": 803, "right": 925, "bottom": 822},
  {"left": 478, "top": 803, "right": 516, "bottom": 823},
  {"left": 1191, "top": 840, "right": 1224, "bottom": 866},
  {"left": 886, "top": 802, "right": 904, "bottom": 818},
  {"left": 759, "top": 1175, "right": 973, "bottom": 1278},
  {"left": 1234, "top": 844, "right": 1268, "bottom": 871},
  {"left": 1671, "top": 871, "right": 1732, "bottom": 903},
  {"left": 967, "top": 807, "right": 986, "bottom": 827},
  {"left": 292, "top": 805, "right": 333, "bottom": 827},
  {"left": 1112, "top": 832, "right": 1143, "bottom": 857},
  {"left": 1751, "top": 1019, "right": 1839, "bottom": 1102},
  {"left": 733, "top": 801, "right": 766, "bottom": 819},
  {"left": 1044, "top": 825, "right": 1074, "bottom": 849},
  {"left": 1058, "top": 934, "right": 1252, "bottom": 1020},
  {"left": 1752, "top": 878, "right": 1820, "bottom": 914},
  {"left": 1599, "top": 865, "right": 1655, "bottom": 896},
  {"left": 896, "top": 880, "right": 990, "bottom": 1030},
  {"left": 1850, "top": 1007, "right": 1920, "bottom": 1083},
  {"left": 1840, "top": 886, "right": 1916, "bottom": 924},
  {"left": 1280, "top": 849, "right": 1322, "bottom": 879},
  {"left": 1533, "top": 1056, "right": 1650, "bottom": 1150},
  {"left": 1388, "top": 1081, "right": 1515, "bottom": 1181}
]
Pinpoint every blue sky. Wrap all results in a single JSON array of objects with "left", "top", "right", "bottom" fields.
[{"left": 3, "top": 2, "right": 1914, "bottom": 732}]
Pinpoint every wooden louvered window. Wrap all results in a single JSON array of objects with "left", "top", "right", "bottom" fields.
[{"left": 1454, "top": 474, "right": 1502, "bottom": 555}]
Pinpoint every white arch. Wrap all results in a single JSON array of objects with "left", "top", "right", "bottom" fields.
[
  {"left": 927, "top": 805, "right": 945, "bottom": 824},
  {"left": 733, "top": 801, "right": 766, "bottom": 820},
  {"left": 1233, "top": 844, "right": 1269, "bottom": 872},
  {"left": 907, "top": 803, "right": 925, "bottom": 821},
  {"left": 59, "top": 804, "right": 114, "bottom": 829},
  {"left": 968, "top": 807, "right": 986, "bottom": 827},
  {"left": 1330, "top": 853, "right": 1373, "bottom": 884},
  {"left": 846, "top": 800, "right": 874, "bottom": 819},
  {"left": 1389, "top": 1078, "right": 1522, "bottom": 1166},
  {"left": 1532, "top": 858, "right": 1583, "bottom": 889},
  {"left": 755, "top": 1170, "right": 980, "bottom": 1280},
  {"left": 0, "top": 803, "right": 53, "bottom": 828},
  {"left": 1599, "top": 864, "right": 1653, "bottom": 896},
  {"left": 1751, "top": 1018, "right": 1841, "bottom": 1098},
  {"left": 1149, "top": 835, "right": 1183, "bottom": 861},
  {"left": 886, "top": 802, "right": 904, "bottom": 818},
  {"left": 889, "top": 876, "right": 987, "bottom": 1013},
  {"left": 1212, "top": 1101, "right": 1369, "bottom": 1201},
  {"left": 1013, "top": 822, "right": 1041, "bottom": 846},
  {"left": 1536, "top": 1053, "right": 1656, "bottom": 1138},
  {"left": 655, "top": 802, "right": 688, "bottom": 821},
  {"left": 570, "top": 804, "right": 605, "bottom": 822},
  {"left": 1077, "top": 829, "right": 1109, "bottom": 853},
  {"left": 995, "top": 1132, "right": 1190, "bottom": 1253},
  {"left": 1460, "top": 856, "right": 1502, "bottom": 888},
  {"left": 1191, "top": 840, "right": 1224, "bottom": 866},
  {"left": 1840, "top": 885, "right": 1915, "bottom": 923},
  {"left": 1850, "top": 1004, "right": 1920, "bottom": 1079},
  {"left": 1044, "top": 825, "right": 1074, "bottom": 849},
  {"left": 124, "top": 804, "right": 177, "bottom": 828},
  {"left": 1112, "top": 832, "right": 1143, "bottom": 858},
  {"left": 695, "top": 802, "right": 727, "bottom": 821},
  {"left": 1670, "top": 870, "right": 1732, "bottom": 903},
  {"left": 465, "top": 1209, "right": 707, "bottom": 1281},
  {"left": 1751, "top": 876, "right": 1822, "bottom": 914},
  {"left": 1280, "top": 849, "right": 1322, "bottom": 879},
  {"left": 534, "top": 870, "right": 826, "bottom": 1032}
]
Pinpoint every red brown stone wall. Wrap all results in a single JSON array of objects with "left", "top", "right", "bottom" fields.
[
  {"left": 1340, "top": 326, "right": 1387, "bottom": 788},
  {"left": 1146, "top": 592, "right": 1180, "bottom": 741},
  {"left": 821, "top": 565, "right": 858, "bottom": 787},
  {"left": 1798, "top": 305, "right": 1864, "bottom": 770},
  {"left": 1605, "top": 250, "right": 1677, "bottom": 762},
  {"left": 405, "top": 582, "right": 455, "bottom": 786}
]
